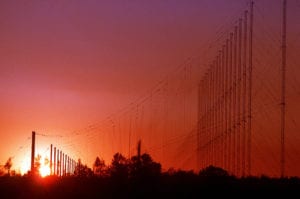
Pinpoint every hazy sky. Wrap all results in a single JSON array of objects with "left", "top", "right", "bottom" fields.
[{"left": 0, "top": 0, "right": 299, "bottom": 176}]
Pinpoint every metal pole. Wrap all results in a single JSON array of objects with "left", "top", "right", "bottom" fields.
[
  {"left": 280, "top": 0, "right": 287, "bottom": 178},
  {"left": 237, "top": 18, "right": 242, "bottom": 177},
  {"left": 233, "top": 26, "right": 238, "bottom": 175},
  {"left": 50, "top": 144, "right": 53, "bottom": 175},
  {"left": 60, "top": 151, "right": 62, "bottom": 176},
  {"left": 65, "top": 154, "right": 67, "bottom": 176},
  {"left": 242, "top": 10, "right": 248, "bottom": 177},
  {"left": 248, "top": 0, "right": 254, "bottom": 176},
  {"left": 217, "top": 52, "right": 221, "bottom": 168},
  {"left": 225, "top": 39, "right": 229, "bottom": 170},
  {"left": 57, "top": 149, "right": 59, "bottom": 176},
  {"left": 62, "top": 153, "right": 65, "bottom": 176},
  {"left": 54, "top": 147, "right": 56, "bottom": 175},
  {"left": 221, "top": 45, "right": 225, "bottom": 169},
  {"left": 197, "top": 83, "right": 201, "bottom": 171},
  {"left": 31, "top": 131, "right": 35, "bottom": 174},
  {"left": 229, "top": 32, "right": 233, "bottom": 173}
]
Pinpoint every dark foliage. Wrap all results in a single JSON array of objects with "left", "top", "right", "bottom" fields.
[
  {"left": 74, "top": 159, "right": 93, "bottom": 177},
  {"left": 199, "top": 165, "right": 229, "bottom": 177},
  {"left": 4, "top": 157, "right": 13, "bottom": 175},
  {"left": 0, "top": 153, "right": 299, "bottom": 198}
]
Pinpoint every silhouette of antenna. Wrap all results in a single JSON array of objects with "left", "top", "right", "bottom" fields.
[
  {"left": 280, "top": 0, "right": 287, "bottom": 178},
  {"left": 30, "top": 131, "right": 35, "bottom": 175},
  {"left": 247, "top": 0, "right": 254, "bottom": 177}
]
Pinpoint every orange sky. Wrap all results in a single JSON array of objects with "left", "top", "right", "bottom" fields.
[{"left": 0, "top": 0, "right": 299, "bottom": 177}]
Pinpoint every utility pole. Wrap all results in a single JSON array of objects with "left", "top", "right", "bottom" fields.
[
  {"left": 233, "top": 26, "right": 237, "bottom": 175},
  {"left": 50, "top": 144, "right": 53, "bottom": 175},
  {"left": 60, "top": 151, "right": 62, "bottom": 176},
  {"left": 197, "top": 83, "right": 201, "bottom": 171},
  {"left": 225, "top": 39, "right": 229, "bottom": 171},
  {"left": 65, "top": 154, "right": 67, "bottom": 176},
  {"left": 248, "top": 0, "right": 254, "bottom": 177},
  {"left": 237, "top": 18, "right": 242, "bottom": 177},
  {"left": 129, "top": 114, "right": 132, "bottom": 159},
  {"left": 62, "top": 153, "right": 65, "bottom": 176},
  {"left": 57, "top": 149, "right": 60, "bottom": 176},
  {"left": 242, "top": 10, "right": 248, "bottom": 177},
  {"left": 221, "top": 45, "right": 225, "bottom": 169},
  {"left": 209, "top": 68, "right": 212, "bottom": 165},
  {"left": 31, "top": 131, "right": 35, "bottom": 174},
  {"left": 68, "top": 156, "right": 70, "bottom": 175},
  {"left": 229, "top": 32, "right": 233, "bottom": 173},
  {"left": 54, "top": 147, "right": 56, "bottom": 175},
  {"left": 213, "top": 62, "right": 217, "bottom": 166},
  {"left": 280, "top": 0, "right": 287, "bottom": 178},
  {"left": 217, "top": 52, "right": 221, "bottom": 168}
]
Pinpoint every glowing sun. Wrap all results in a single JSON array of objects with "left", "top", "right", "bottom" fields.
[{"left": 39, "top": 164, "right": 50, "bottom": 177}]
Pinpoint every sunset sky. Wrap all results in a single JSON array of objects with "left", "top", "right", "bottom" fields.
[{"left": 0, "top": 0, "right": 299, "bottom": 176}]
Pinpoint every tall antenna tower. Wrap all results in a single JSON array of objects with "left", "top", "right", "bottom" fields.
[
  {"left": 280, "top": 0, "right": 287, "bottom": 178},
  {"left": 247, "top": 0, "right": 254, "bottom": 176}
]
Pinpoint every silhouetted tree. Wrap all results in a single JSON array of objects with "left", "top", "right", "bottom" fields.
[
  {"left": 166, "top": 167, "right": 176, "bottom": 175},
  {"left": 109, "top": 153, "right": 129, "bottom": 180},
  {"left": 93, "top": 156, "right": 107, "bottom": 176},
  {"left": 33, "top": 154, "right": 42, "bottom": 176},
  {"left": 199, "top": 165, "right": 229, "bottom": 177},
  {"left": 130, "top": 153, "right": 161, "bottom": 179},
  {"left": 4, "top": 157, "right": 12, "bottom": 176},
  {"left": 75, "top": 159, "right": 93, "bottom": 177},
  {"left": 129, "top": 140, "right": 161, "bottom": 180},
  {"left": 75, "top": 159, "right": 83, "bottom": 176}
]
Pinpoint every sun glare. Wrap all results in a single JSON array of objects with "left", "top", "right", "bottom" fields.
[
  {"left": 39, "top": 165, "right": 50, "bottom": 177},
  {"left": 20, "top": 153, "right": 50, "bottom": 177},
  {"left": 20, "top": 157, "right": 30, "bottom": 175}
]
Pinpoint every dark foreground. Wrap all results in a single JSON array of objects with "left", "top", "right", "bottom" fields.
[{"left": 0, "top": 175, "right": 299, "bottom": 198}]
